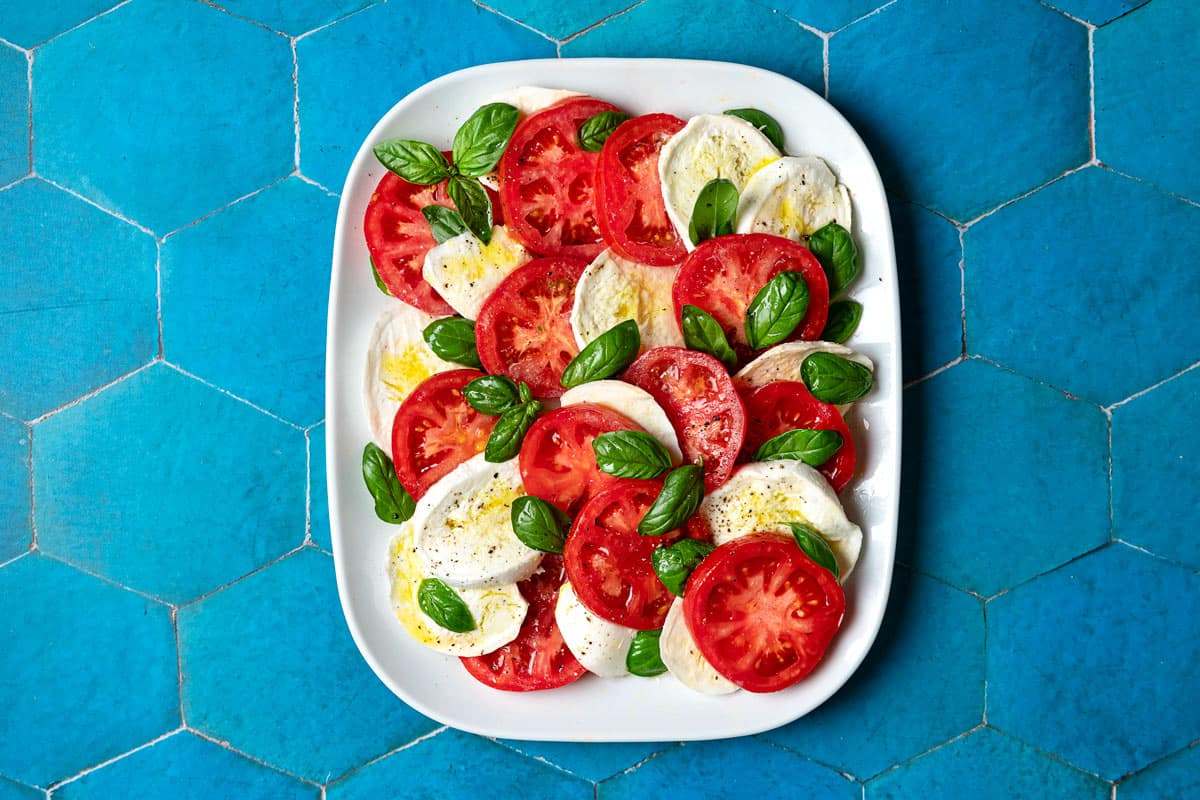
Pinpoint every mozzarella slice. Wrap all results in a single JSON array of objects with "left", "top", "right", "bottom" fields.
[
  {"left": 555, "top": 582, "right": 636, "bottom": 678},
  {"left": 388, "top": 523, "right": 527, "bottom": 656},
  {"left": 422, "top": 226, "right": 531, "bottom": 320},
  {"left": 658, "top": 114, "right": 780, "bottom": 251},
  {"left": 478, "top": 87, "right": 583, "bottom": 190},
  {"left": 734, "top": 341, "right": 874, "bottom": 415},
  {"left": 660, "top": 598, "right": 738, "bottom": 694},
  {"left": 363, "top": 305, "right": 458, "bottom": 447},
  {"left": 697, "top": 460, "right": 863, "bottom": 579},
  {"left": 412, "top": 454, "right": 543, "bottom": 589},
  {"left": 735, "top": 156, "right": 852, "bottom": 241},
  {"left": 560, "top": 380, "right": 683, "bottom": 464},
  {"left": 570, "top": 249, "right": 683, "bottom": 352}
]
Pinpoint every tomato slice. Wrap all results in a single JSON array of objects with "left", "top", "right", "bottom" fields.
[
  {"left": 684, "top": 533, "right": 845, "bottom": 693},
  {"left": 519, "top": 403, "right": 642, "bottom": 515},
  {"left": 672, "top": 233, "right": 830, "bottom": 359},
  {"left": 475, "top": 257, "right": 587, "bottom": 398},
  {"left": 622, "top": 347, "right": 747, "bottom": 491},
  {"left": 460, "top": 554, "right": 586, "bottom": 691},
  {"left": 390, "top": 369, "right": 495, "bottom": 499},
  {"left": 499, "top": 96, "right": 620, "bottom": 260},
  {"left": 596, "top": 113, "right": 687, "bottom": 267},
  {"left": 739, "top": 381, "right": 857, "bottom": 493}
]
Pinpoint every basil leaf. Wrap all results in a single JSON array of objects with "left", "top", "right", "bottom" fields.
[
  {"left": 809, "top": 222, "right": 860, "bottom": 295},
  {"left": 417, "top": 578, "right": 476, "bottom": 632},
  {"left": 560, "top": 319, "right": 641, "bottom": 388},
  {"left": 422, "top": 205, "right": 469, "bottom": 244},
  {"left": 753, "top": 428, "right": 843, "bottom": 467},
  {"left": 788, "top": 522, "right": 840, "bottom": 580},
  {"left": 822, "top": 299, "right": 863, "bottom": 344},
  {"left": 651, "top": 538, "right": 715, "bottom": 596},
  {"left": 638, "top": 465, "right": 704, "bottom": 537},
  {"left": 592, "top": 430, "right": 673, "bottom": 479},
  {"left": 724, "top": 108, "right": 784, "bottom": 151},
  {"left": 464, "top": 375, "right": 521, "bottom": 416},
  {"left": 373, "top": 139, "right": 452, "bottom": 185},
  {"left": 485, "top": 400, "right": 542, "bottom": 462},
  {"left": 369, "top": 255, "right": 390, "bottom": 296},
  {"left": 422, "top": 317, "right": 482, "bottom": 368},
  {"left": 688, "top": 178, "right": 738, "bottom": 246},
  {"left": 362, "top": 442, "right": 415, "bottom": 524},
  {"left": 680, "top": 304, "right": 736, "bottom": 368},
  {"left": 510, "top": 495, "right": 571, "bottom": 554},
  {"left": 801, "top": 352, "right": 874, "bottom": 404},
  {"left": 745, "top": 271, "right": 810, "bottom": 350},
  {"left": 579, "top": 111, "right": 631, "bottom": 152},
  {"left": 626, "top": 629, "right": 668, "bottom": 677},
  {"left": 518, "top": 381, "right": 533, "bottom": 405},
  {"left": 453, "top": 102, "right": 519, "bottom": 177},
  {"left": 447, "top": 176, "right": 493, "bottom": 245}
]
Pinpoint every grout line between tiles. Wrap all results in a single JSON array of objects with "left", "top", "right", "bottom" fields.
[
  {"left": 1087, "top": 22, "right": 1097, "bottom": 162},
  {"left": 154, "top": 240, "right": 164, "bottom": 359},
  {"left": 831, "top": 0, "right": 900, "bottom": 34},
  {"left": 984, "top": 539, "right": 1113, "bottom": 602},
  {"left": 325, "top": 727, "right": 449, "bottom": 788},
  {"left": 25, "top": 47, "right": 33, "bottom": 176},
  {"left": 293, "top": 1, "right": 383, "bottom": 42},
  {"left": 27, "top": 360, "right": 157, "bottom": 425},
  {"left": 821, "top": 33, "right": 830, "bottom": 99},
  {"left": 970, "top": 354, "right": 1096, "bottom": 406},
  {"left": 175, "top": 543, "right": 308, "bottom": 612},
  {"left": 0, "top": 551, "right": 31, "bottom": 570},
  {"left": 159, "top": 176, "right": 288, "bottom": 243},
  {"left": 186, "top": 728, "right": 324, "bottom": 788},
  {"left": 553, "top": 1, "right": 647, "bottom": 45},
  {"left": 35, "top": 0, "right": 133, "bottom": 49},
  {"left": 756, "top": 737, "right": 860, "bottom": 782},
  {"left": 595, "top": 743, "right": 679, "bottom": 785},
  {"left": 471, "top": 1, "right": 562, "bottom": 44},
  {"left": 303, "top": 427, "right": 313, "bottom": 546},
  {"left": 901, "top": 356, "right": 963, "bottom": 390},
  {"left": 981, "top": 601, "right": 989, "bottom": 724},
  {"left": 46, "top": 727, "right": 183, "bottom": 791},
  {"left": 196, "top": 0, "right": 288, "bottom": 37},
  {"left": 35, "top": 175, "right": 155, "bottom": 236},
  {"left": 486, "top": 738, "right": 585, "bottom": 781},
  {"left": 986, "top": 723, "right": 1114, "bottom": 783},
  {"left": 1099, "top": 165, "right": 1200, "bottom": 209},
  {"left": 960, "top": 162, "right": 1091, "bottom": 230},
  {"left": 1105, "top": 359, "right": 1200, "bottom": 412},
  {"left": 957, "top": 227, "right": 967, "bottom": 356},
  {"left": 1110, "top": 539, "right": 1200, "bottom": 575},
  {"left": 290, "top": 37, "right": 301, "bottom": 172},
  {"left": 1105, "top": 408, "right": 1114, "bottom": 542},
  {"left": 172, "top": 607, "right": 186, "bottom": 727},
  {"left": 294, "top": 171, "right": 338, "bottom": 196},
  {"left": 26, "top": 422, "right": 36, "bottom": 551},
  {"left": 38, "top": 551, "right": 175, "bottom": 607},
  {"left": 863, "top": 723, "right": 986, "bottom": 784},
  {"left": 163, "top": 361, "right": 304, "bottom": 431}
]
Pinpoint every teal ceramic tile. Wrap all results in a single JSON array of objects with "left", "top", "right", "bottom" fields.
[
  {"left": 34, "top": 365, "right": 305, "bottom": 604},
  {"left": 497, "top": 740, "right": 671, "bottom": 783},
  {"left": 309, "top": 422, "right": 329, "bottom": 551},
  {"left": 0, "top": 555, "right": 177, "bottom": 787},
  {"left": 0, "top": 43, "right": 27, "bottom": 186},
  {"left": 1045, "top": 0, "right": 1150, "bottom": 24},
  {"left": 762, "top": 0, "right": 887, "bottom": 31},
  {"left": 0, "top": 0, "right": 118, "bottom": 48},
  {"left": 0, "top": 417, "right": 30, "bottom": 563},
  {"left": 482, "top": 0, "right": 635, "bottom": 38},
  {"left": 891, "top": 197, "right": 962, "bottom": 380},
  {"left": 215, "top": 0, "right": 374, "bottom": 36},
  {"left": 1119, "top": 744, "right": 1200, "bottom": 800},
  {"left": 0, "top": 778, "right": 39, "bottom": 800}
]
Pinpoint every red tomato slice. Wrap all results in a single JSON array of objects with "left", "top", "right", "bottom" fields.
[
  {"left": 390, "top": 369, "right": 495, "bottom": 499},
  {"left": 519, "top": 403, "right": 642, "bottom": 515},
  {"left": 499, "top": 96, "right": 620, "bottom": 260},
  {"left": 564, "top": 480, "right": 684, "bottom": 630},
  {"left": 596, "top": 113, "right": 687, "bottom": 266},
  {"left": 622, "top": 347, "right": 747, "bottom": 491},
  {"left": 461, "top": 555, "right": 586, "bottom": 691},
  {"left": 739, "top": 381, "right": 857, "bottom": 493},
  {"left": 672, "top": 233, "right": 830, "bottom": 359},
  {"left": 475, "top": 257, "right": 587, "bottom": 399},
  {"left": 684, "top": 533, "right": 845, "bottom": 693}
]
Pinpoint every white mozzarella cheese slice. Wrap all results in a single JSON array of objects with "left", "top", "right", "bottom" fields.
[
  {"left": 570, "top": 249, "right": 683, "bottom": 353},
  {"left": 422, "top": 226, "right": 531, "bottom": 320},
  {"left": 555, "top": 581, "right": 637, "bottom": 678},
  {"left": 659, "top": 597, "right": 738, "bottom": 694},
  {"left": 560, "top": 380, "right": 683, "bottom": 464},
  {"left": 735, "top": 156, "right": 852, "bottom": 241},
  {"left": 734, "top": 341, "right": 874, "bottom": 415}
]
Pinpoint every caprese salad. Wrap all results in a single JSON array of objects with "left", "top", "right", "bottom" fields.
[{"left": 358, "top": 87, "right": 874, "bottom": 694}]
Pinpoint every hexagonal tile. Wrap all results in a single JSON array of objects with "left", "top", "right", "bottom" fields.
[
  {"left": 0, "top": 777, "right": 40, "bottom": 800},
  {"left": 0, "top": 179, "right": 156, "bottom": 420},
  {"left": 0, "top": 43, "right": 27, "bottom": 187},
  {"left": 988, "top": 544, "right": 1200, "bottom": 779},
  {"left": 162, "top": 178, "right": 334, "bottom": 427},
  {"left": 297, "top": 2, "right": 554, "bottom": 191},
  {"left": 759, "top": 0, "right": 887, "bottom": 31},
  {"left": 965, "top": 167, "right": 1200, "bottom": 406},
  {"left": 1119, "top": 743, "right": 1200, "bottom": 800},
  {"left": 867, "top": 727, "right": 1109, "bottom": 800},
  {"left": 0, "top": 0, "right": 118, "bottom": 48},
  {"left": 34, "top": 364, "right": 305, "bottom": 604},
  {"left": 481, "top": 0, "right": 636, "bottom": 39},
  {"left": 54, "top": 731, "right": 317, "bottom": 800},
  {"left": 562, "top": 0, "right": 823, "bottom": 96},
  {"left": 892, "top": 197, "right": 962, "bottom": 381},
  {"left": 179, "top": 549, "right": 436, "bottom": 782},
  {"left": 761, "top": 568, "right": 984, "bottom": 779},
  {"left": 899, "top": 359, "right": 1108, "bottom": 596},
  {"left": 0, "top": 416, "right": 30, "bottom": 563},
  {"left": 308, "top": 422, "right": 329, "bottom": 551},
  {"left": 829, "top": 0, "right": 1089, "bottom": 221},
  {"left": 215, "top": 0, "right": 373, "bottom": 36},
  {"left": 34, "top": 0, "right": 293, "bottom": 234},
  {"left": 1096, "top": 0, "right": 1200, "bottom": 204},
  {"left": 0, "top": 555, "right": 177, "bottom": 787},
  {"left": 1045, "top": 0, "right": 1150, "bottom": 24},
  {"left": 498, "top": 740, "right": 671, "bottom": 783}
]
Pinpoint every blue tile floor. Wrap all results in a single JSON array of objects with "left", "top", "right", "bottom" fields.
[{"left": 1, "top": 0, "right": 1197, "bottom": 795}]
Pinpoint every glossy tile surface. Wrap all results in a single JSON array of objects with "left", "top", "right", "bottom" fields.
[
  {"left": 0, "top": 43, "right": 27, "bottom": 186},
  {"left": 0, "top": 416, "right": 30, "bottom": 563}
]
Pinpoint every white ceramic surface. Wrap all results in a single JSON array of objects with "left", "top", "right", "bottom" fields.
[{"left": 326, "top": 59, "right": 901, "bottom": 741}]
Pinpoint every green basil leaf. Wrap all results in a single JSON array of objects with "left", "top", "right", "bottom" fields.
[
  {"left": 788, "top": 522, "right": 840, "bottom": 580},
  {"left": 422, "top": 317, "right": 482, "bottom": 368},
  {"left": 373, "top": 139, "right": 452, "bottom": 185},
  {"left": 518, "top": 381, "right": 533, "bottom": 405},
  {"left": 452, "top": 102, "right": 519, "bottom": 177},
  {"left": 822, "top": 299, "right": 863, "bottom": 344},
  {"left": 745, "top": 271, "right": 810, "bottom": 350},
  {"left": 579, "top": 111, "right": 632, "bottom": 152},
  {"left": 369, "top": 255, "right": 390, "bottom": 296},
  {"left": 510, "top": 495, "right": 571, "bottom": 554},
  {"left": 447, "top": 176, "right": 493, "bottom": 245},
  {"left": 422, "top": 205, "right": 469, "bottom": 244},
  {"left": 638, "top": 465, "right": 704, "bottom": 537},
  {"left": 417, "top": 577, "right": 476, "bottom": 632},
  {"left": 362, "top": 442, "right": 415, "bottom": 524},
  {"left": 651, "top": 538, "right": 715, "bottom": 596},
  {"left": 688, "top": 178, "right": 738, "bottom": 246},
  {"left": 808, "top": 222, "right": 860, "bottom": 295},
  {"left": 753, "top": 428, "right": 843, "bottom": 467},
  {"left": 680, "top": 304, "right": 736, "bottom": 368},
  {"left": 626, "top": 629, "right": 668, "bottom": 677},
  {"left": 800, "top": 352, "right": 874, "bottom": 404},
  {"left": 560, "top": 319, "right": 641, "bottom": 388},
  {"left": 592, "top": 430, "right": 673, "bottom": 479},
  {"left": 464, "top": 375, "right": 521, "bottom": 416},
  {"left": 485, "top": 400, "right": 542, "bottom": 463},
  {"left": 724, "top": 108, "right": 784, "bottom": 152}
]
